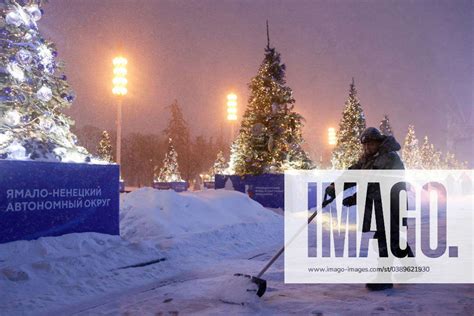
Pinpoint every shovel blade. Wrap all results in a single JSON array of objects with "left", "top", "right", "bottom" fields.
[{"left": 234, "top": 273, "right": 267, "bottom": 297}]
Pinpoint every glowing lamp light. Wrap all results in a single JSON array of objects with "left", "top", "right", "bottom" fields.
[
  {"left": 328, "top": 127, "right": 337, "bottom": 145},
  {"left": 112, "top": 56, "right": 128, "bottom": 96},
  {"left": 227, "top": 93, "right": 237, "bottom": 121}
]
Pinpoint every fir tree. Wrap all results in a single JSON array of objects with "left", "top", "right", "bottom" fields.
[
  {"left": 431, "top": 146, "right": 442, "bottom": 169},
  {"left": 209, "top": 150, "right": 228, "bottom": 177},
  {"left": 331, "top": 78, "right": 366, "bottom": 169},
  {"left": 419, "top": 135, "right": 468, "bottom": 169},
  {"left": 420, "top": 136, "right": 443, "bottom": 169},
  {"left": 402, "top": 125, "right": 422, "bottom": 169},
  {"left": 97, "top": 130, "right": 113, "bottom": 163},
  {"left": 154, "top": 138, "right": 183, "bottom": 182},
  {"left": 164, "top": 100, "right": 191, "bottom": 179},
  {"left": 420, "top": 136, "right": 432, "bottom": 169},
  {"left": 0, "top": 0, "right": 88, "bottom": 161},
  {"left": 443, "top": 152, "right": 467, "bottom": 169},
  {"left": 228, "top": 30, "right": 312, "bottom": 175},
  {"left": 379, "top": 114, "right": 394, "bottom": 136}
]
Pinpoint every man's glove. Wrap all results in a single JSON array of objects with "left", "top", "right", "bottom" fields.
[
  {"left": 343, "top": 193, "right": 357, "bottom": 207},
  {"left": 325, "top": 184, "right": 335, "bottom": 198}
]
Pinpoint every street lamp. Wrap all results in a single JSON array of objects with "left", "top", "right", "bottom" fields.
[
  {"left": 328, "top": 127, "right": 337, "bottom": 146},
  {"left": 227, "top": 93, "right": 237, "bottom": 140},
  {"left": 112, "top": 56, "right": 128, "bottom": 168}
]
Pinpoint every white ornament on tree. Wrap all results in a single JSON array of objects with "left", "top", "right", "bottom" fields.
[
  {"left": 37, "top": 86, "right": 52, "bottom": 102},
  {"left": 5, "top": 11, "right": 22, "bottom": 27},
  {"left": 23, "top": 32, "right": 32, "bottom": 41},
  {"left": 37, "top": 44, "right": 53, "bottom": 70},
  {"left": 26, "top": 5, "right": 42, "bottom": 22},
  {"left": 4, "top": 110, "right": 21, "bottom": 126},
  {"left": 16, "top": 49, "right": 33, "bottom": 65},
  {"left": 39, "top": 117, "right": 53, "bottom": 131},
  {"left": 6, "top": 62, "right": 25, "bottom": 81}
]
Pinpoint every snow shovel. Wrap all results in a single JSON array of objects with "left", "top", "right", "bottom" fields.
[{"left": 235, "top": 192, "right": 335, "bottom": 297}]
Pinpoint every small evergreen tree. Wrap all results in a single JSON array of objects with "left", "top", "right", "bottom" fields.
[
  {"left": 0, "top": 0, "right": 88, "bottom": 161},
  {"left": 443, "top": 152, "right": 467, "bottom": 169},
  {"left": 379, "top": 115, "right": 394, "bottom": 136},
  {"left": 228, "top": 34, "right": 312, "bottom": 175},
  {"left": 331, "top": 78, "right": 366, "bottom": 169},
  {"left": 97, "top": 130, "right": 113, "bottom": 163},
  {"left": 209, "top": 150, "right": 228, "bottom": 177},
  {"left": 420, "top": 136, "right": 433, "bottom": 169},
  {"left": 431, "top": 146, "right": 442, "bottom": 169},
  {"left": 154, "top": 138, "right": 183, "bottom": 182},
  {"left": 402, "top": 125, "right": 422, "bottom": 169}
]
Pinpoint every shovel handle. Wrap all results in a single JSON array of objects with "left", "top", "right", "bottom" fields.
[{"left": 256, "top": 192, "right": 332, "bottom": 278}]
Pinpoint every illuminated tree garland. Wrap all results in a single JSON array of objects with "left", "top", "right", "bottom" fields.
[
  {"left": 154, "top": 138, "right": 183, "bottom": 182},
  {"left": 331, "top": 79, "right": 366, "bottom": 169},
  {"left": 0, "top": 0, "right": 89, "bottom": 162},
  {"left": 402, "top": 125, "right": 422, "bottom": 169},
  {"left": 228, "top": 42, "right": 313, "bottom": 175},
  {"left": 208, "top": 150, "right": 228, "bottom": 177},
  {"left": 97, "top": 130, "right": 113, "bottom": 163}
]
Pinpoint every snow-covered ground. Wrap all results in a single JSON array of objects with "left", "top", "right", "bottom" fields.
[{"left": 1, "top": 188, "right": 472, "bottom": 315}]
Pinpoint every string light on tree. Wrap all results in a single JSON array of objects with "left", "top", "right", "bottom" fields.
[
  {"left": 331, "top": 78, "right": 366, "bottom": 169},
  {"left": 154, "top": 138, "right": 184, "bottom": 182},
  {"left": 208, "top": 150, "right": 228, "bottom": 178},
  {"left": 228, "top": 21, "right": 313, "bottom": 175},
  {"left": 97, "top": 130, "right": 113, "bottom": 163},
  {"left": 402, "top": 125, "right": 422, "bottom": 169},
  {"left": 0, "top": 0, "right": 89, "bottom": 162}
]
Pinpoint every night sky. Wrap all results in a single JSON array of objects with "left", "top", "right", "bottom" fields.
[{"left": 41, "top": 0, "right": 472, "bottom": 161}]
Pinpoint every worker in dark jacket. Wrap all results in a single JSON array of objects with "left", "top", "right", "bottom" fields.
[
  {"left": 350, "top": 127, "right": 404, "bottom": 170},
  {"left": 326, "top": 127, "right": 413, "bottom": 291}
]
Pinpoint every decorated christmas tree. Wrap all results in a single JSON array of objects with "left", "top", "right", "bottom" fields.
[
  {"left": 154, "top": 138, "right": 183, "bottom": 182},
  {"left": 97, "top": 130, "right": 113, "bottom": 163},
  {"left": 228, "top": 29, "right": 313, "bottom": 175},
  {"left": 443, "top": 152, "right": 467, "bottom": 169},
  {"left": 0, "top": 0, "right": 89, "bottom": 162},
  {"left": 402, "top": 125, "right": 422, "bottom": 169},
  {"left": 208, "top": 150, "right": 228, "bottom": 178},
  {"left": 420, "top": 136, "right": 443, "bottom": 169},
  {"left": 420, "top": 136, "right": 433, "bottom": 169},
  {"left": 379, "top": 114, "right": 393, "bottom": 136},
  {"left": 331, "top": 78, "right": 366, "bottom": 169}
]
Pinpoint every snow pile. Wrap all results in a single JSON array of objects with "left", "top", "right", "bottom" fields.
[
  {"left": 120, "top": 188, "right": 280, "bottom": 241},
  {"left": 0, "top": 188, "right": 283, "bottom": 315}
]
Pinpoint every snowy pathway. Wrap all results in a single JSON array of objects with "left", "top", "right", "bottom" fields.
[{"left": 52, "top": 248, "right": 473, "bottom": 316}]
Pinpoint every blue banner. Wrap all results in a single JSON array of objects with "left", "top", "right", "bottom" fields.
[
  {"left": 215, "top": 174, "right": 284, "bottom": 208},
  {"left": 0, "top": 160, "right": 120, "bottom": 244},
  {"left": 215, "top": 174, "right": 317, "bottom": 210},
  {"left": 153, "top": 181, "right": 188, "bottom": 192}
]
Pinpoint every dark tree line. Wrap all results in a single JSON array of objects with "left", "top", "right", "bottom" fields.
[{"left": 73, "top": 100, "right": 228, "bottom": 187}]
